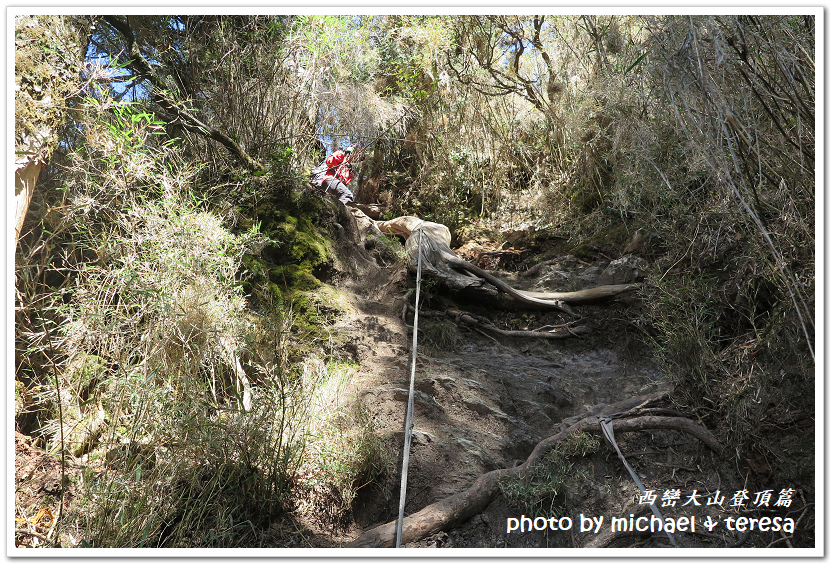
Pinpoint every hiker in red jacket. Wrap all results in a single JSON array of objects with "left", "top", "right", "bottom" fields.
[{"left": 322, "top": 146, "right": 355, "bottom": 205}]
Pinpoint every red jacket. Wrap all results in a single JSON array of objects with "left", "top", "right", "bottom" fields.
[{"left": 324, "top": 150, "right": 353, "bottom": 185}]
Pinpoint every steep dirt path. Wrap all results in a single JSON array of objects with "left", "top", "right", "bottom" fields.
[
  {"left": 282, "top": 211, "right": 806, "bottom": 550},
  {"left": 310, "top": 221, "right": 760, "bottom": 549},
  {"left": 321, "top": 252, "right": 718, "bottom": 548},
  {"left": 350, "top": 320, "right": 667, "bottom": 520}
]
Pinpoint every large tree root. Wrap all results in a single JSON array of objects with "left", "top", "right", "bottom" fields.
[
  {"left": 348, "top": 392, "right": 722, "bottom": 548},
  {"left": 375, "top": 216, "right": 640, "bottom": 316},
  {"left": 582, "top": 506, "right": 652, "bottom": 548}
]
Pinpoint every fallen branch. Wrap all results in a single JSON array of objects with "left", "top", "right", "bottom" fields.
[
  {"left": 447, "top": 308, "right": 590, "bottom": 340},
  {"left": 348, "top": 392, "right": 722, "bottom": 548},
  {"left": 583, "top": 505, "right": 651, "bottom": 548},
  {"left": 15, "top": 528, "right": 52, "bottom": 544}
]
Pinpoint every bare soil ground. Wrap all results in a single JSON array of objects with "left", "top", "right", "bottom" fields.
[{"left": 14, "top": 431, "right": 82, "bottom": 547}]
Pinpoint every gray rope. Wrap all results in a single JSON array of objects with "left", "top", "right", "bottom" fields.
[
  {"left": 395, "top": 226, "right": 424, "bottom": 548},
  {"left": 599, "top": 416, "right": 679, "bottom": 548}
]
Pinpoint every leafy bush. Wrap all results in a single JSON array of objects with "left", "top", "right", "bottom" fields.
[{"left": 15, "top": 91, "right": 387, "bottom": 547}]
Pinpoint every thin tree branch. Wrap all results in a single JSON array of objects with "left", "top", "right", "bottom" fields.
[{"left": 100, "top": 15, "right": 265, "bottom": 172}]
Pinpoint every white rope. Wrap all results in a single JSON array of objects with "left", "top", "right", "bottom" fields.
[
  {"left": 600, "top": 416, "right": 679, "bottom": 548},
  {"left": 395, "top": 225, "right": 423, "bottom": 548}
]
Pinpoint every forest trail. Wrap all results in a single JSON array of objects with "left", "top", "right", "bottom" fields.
[
  {"left": 13, "top": 13, "right": 814, "bottom": 551},
  {"left": 300, "top": 231, "right": 745, "bottom": 549}
]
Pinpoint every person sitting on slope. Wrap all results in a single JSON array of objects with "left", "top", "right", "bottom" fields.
[{"left": 321, "top": 145, "right": 356, "bottom": 205}]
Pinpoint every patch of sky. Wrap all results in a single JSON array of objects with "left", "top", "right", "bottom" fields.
[
  {"left": 168, "top": 17, "right": 186, "bottom": 32},
  {"left": 316, "top": 108, "right": 358, "bottom": 156}
]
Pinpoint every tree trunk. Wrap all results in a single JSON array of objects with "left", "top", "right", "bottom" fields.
[
  {"left": 14, "top": 160, "right": 42, "bottom": 250},
  {"left": 14, "top": 14, "right": 87, "bottom": 249}
]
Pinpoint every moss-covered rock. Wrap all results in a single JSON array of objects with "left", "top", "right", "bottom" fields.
[
  {"left": 249, "top": 189, "right": 332, "bottom": 287},
  {"left": 236, "top": 181, "right": 353, "bottom": 363}
]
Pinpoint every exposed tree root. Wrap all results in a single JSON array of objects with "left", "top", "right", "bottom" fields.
[
  {"left": 348, "top": 391, "right": 722, "bottom": 548},
  {"left": 404, "top": 303, "right": 590, "bottom": 340},
  {"left": 582, "top": 506, "right": 652, "bottom": 548},
  {"left": 448, "top": 308, "right": 590, "bottom": 339},
  {"left": 518, "top": 284, "right": 642, "bottom": 305},
  {"left": 375, "top": 216, "right": 640, "bottom": 317},
  {"left": 349, "top": 467, "right": 512, "bottom": 548},
  {"left": 583, "top": 528, "right": 652, "bottom": 548}
]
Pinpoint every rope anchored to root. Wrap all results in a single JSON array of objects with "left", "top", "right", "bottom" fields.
[{"left": 376, "top": 216, "right": 641, "bottom": 316}]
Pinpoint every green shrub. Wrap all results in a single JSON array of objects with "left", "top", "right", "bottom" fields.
[
  {"left": 16, "top": 91, "right": 385, "bottom": 547},
  {"left": 500, "top": 432, "right": 600, "bottom": 517}
]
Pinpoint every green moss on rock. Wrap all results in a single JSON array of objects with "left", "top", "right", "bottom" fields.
[{"left": 237, "top": 181, "right": 350, "bottom": 362}]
